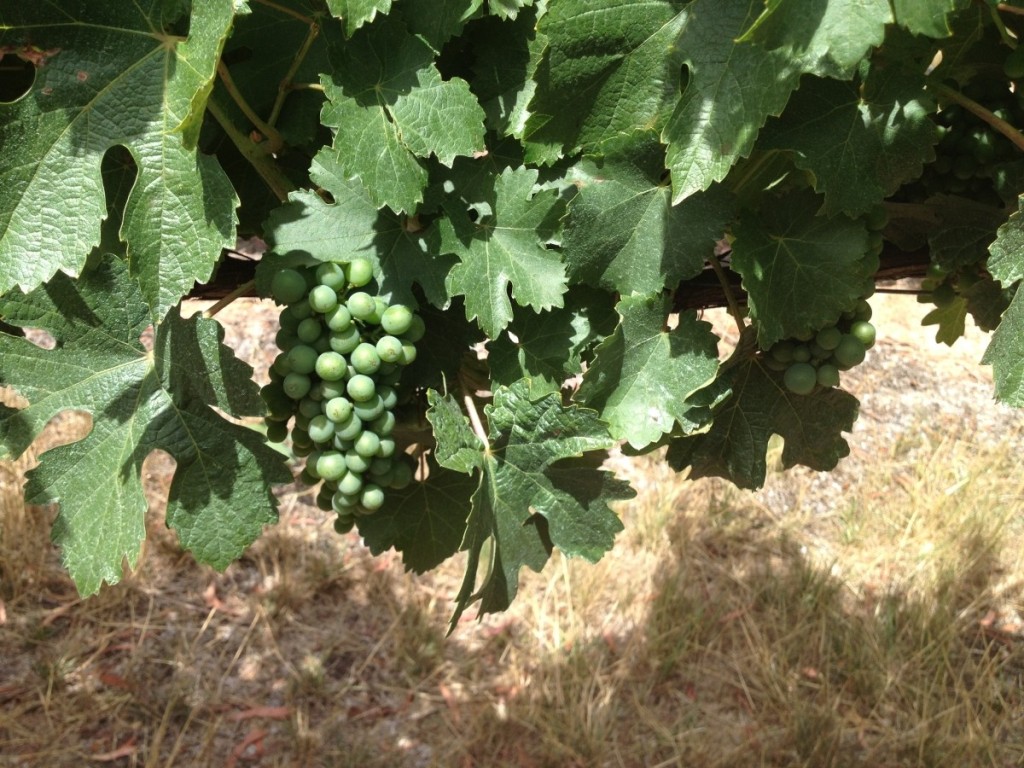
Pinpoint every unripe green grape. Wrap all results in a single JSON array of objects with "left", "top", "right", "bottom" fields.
[
  {"left": 390, "top": 460, "right": 414, "bottom": 490},
  {"left": 317, "top": 262, "right": 348, "bottom": 291},
  {"left": 307, "top": 382, "right": 324, "bottom": 402},
  {"left": 360, "top": 484, "right": 385, "bottom": 512},
  {"left": 308, "top": 414, "right": 336, "bottom": 445},
  {"left": 315, "top": 351, "right": 347, "bottom": 382},
  {"left": 333, "top": 491, "right": 359, "bottom": 510},
  {"left": 316, "top": 451, "right": 348, "bottom": 482},
  {"left": 312, "top": 334, "right": 332, "bottom": 354},
  {"left": 865, "top": 205, "right": 889, "bottom": 232},
  {"left": 791, "top": 345, "right": 811, "bottom": 364},
  {"left": 298, "top": 397, "right": 322, "bottom": 419},
  {"left": 338, "top": 470, "right": 364, "bottom": 496},
  {"left": 347, "top": 291, "right": 376, "bottom": 320},
  {"left": 379, "top": 367, "right": 402, "bottom": 387},
  {"left": 351, "top": 342, "right": 382, "bottom": 375},
  {"left": 278, "top": 306, "right": 301, "bottom": 332},
  {"left": 274, "top": 328, "right": 299, "bottom": 352},
  {"left": 319, "top": 380, "right": 347, "bottom": 401},
  {"left": 354, "top": 430, "right": 381, "bottom": 458},
  {"left": 283, "top": 372, "right": 312, "bottom": 400},
  {"left": 784, "top": 362, "right": 817, "bottom": 395},
  {"left": 402, "top": 314, "right": 426, "bottom": 343},
  {"left": 347, "top": 374, "right": 376, "bottom": 402},
  {"left": 378, "top": 385, "right": 398, "bottom": 410},
  {"left": 346, "top": 258, "right": 373, "bottom": 287},
  {"left": 329, "top": 325, "right": 362, "bottom": 354},
  {"left": 335, "top": 413, "right": 364, "bottom": 441},
  {"left": 849, "top": 320, "right": 876, "bottom": 349},
  {"left": 271, "top": 268, "right": 307, "bottom": 305},
  {"left": 770, "top": 341, "right": 795, "bottom": 363},
  {"left": 305, "top": 451, "right": 322, "bottom": 478},
  {"left": 309, "top": 284, "right": 339, "bottom": 314},
  {"left": 353, "top": 394, "right": 385, "bottom": 422},
  {"left": 815, "top": 326, "right": 841, "bottom": 351},
  {"left": 333, "top": 435, "right": 354, "bottom": 452},
  {"left": 367, "top": 297, "right": 388, "bottom": 325},
  {"left": 370, "top": 411, "right": 396, "bottom": 436},
  {"left": 381, "top": 304, "right": 413, "bottom": 335},
  {"left": 265, "top": 420, "right": 289, "bottom": 443},
  {"left": 268, "top": 367, "right": 285, "bottom": 385},
  {"left": 345, "top": 450, "right": 371, "bottom": 474},
  {"left": 854, "top": 299, "right": 872, "bottom": 321},
  {"left": 288, "top": 300, "right": 313, "bottom": 320},
  {"left": 816, "top": 363, "right": 841, "bottom": 389},
  {"left": 809, "top": 341, "right": 830, "bottom": 360},
  {"left": 324, "top": 305, "right": 352, "bottom": 332},
  {"left": 833, "top": 335, "right": 866, "bottom": 368},
  {"left": 299, "top": 467, "right": 319, "bottom": 487},
  {"left": 376, "top": 335, "right": 403, "bottom": 364},
  {"left": 762, "top": 356, "right": 788, "bottom": 372},
  {"left": 291, "top": 427, "right": 313, "bottom": 449},
  {"left": 369, "top": 456, "right": 394, "bottom": 475},
  {"left": 324, "top": 396, "right": 353, "bottom": 424},
  {"left": 260, "top": 382, "right": 294, "bottom": 419},
  {"left": 293, "top": 442, "right": 313, "bottom": 458},
  {"left": 293, "top": 413, "right": 311, "bottom": 431},
  {"left": 399, "top": 341, "right": 417, "bottom": 365},
  {"left": 287, "top": 344, "right": 318, "bottom": 375},
  {"left": 377, "top": 436, "right": 396, "bottom": 458},
  {"left": 295, "top": 317, "right": 321, "bottom": 344},
  {"left": 272, "top": 353, "right": 292, "bottom": 376},
  {"left": 333, "top": 514, "right": 356, "bottom": 534},
  {"left": 315, "top": 487, "right": 334, "bottom": 512},
  {"left": 373, "top": 468, "right": 395, "bottom": 488}
]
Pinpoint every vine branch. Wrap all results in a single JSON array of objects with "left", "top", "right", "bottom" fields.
[
  {"left": 708, "top": 252, "right": 747, "bottom": 331},
  {"left": 206, "top": 97, "right": 296, "bottom": 203},
  {"left": 930, "top": 81, "right": 1024, "bottom": 153},
  {"left": 267, "top": 21, "right": 321, "bottom": 128},
  {"left": 217, "top": 63, "right": 286, "bottom": 153}
]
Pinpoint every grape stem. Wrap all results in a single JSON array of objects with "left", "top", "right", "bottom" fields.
[
  {"left": 206, "top": 97, "right": 296, "bottom": 202},
  {"left": 997, "top": 3, "right": 1024, "bottom": 18},
  {"left": 217, "top": 62, "right": 286, "bottom": 154},
  {"left": 267, "top": 21, "right": 321, "bottom": 129},
  {"left": 930, "top": 82, "right": 1024, "bottom": 153},
  {"left": 990, "top": 5, "right": 1016, "bottom": 48},
  {"left": 202, "top": 280, "right": 256, "bottom": 318},
  {"left": 708, "top": 252, "right": 747, "bottom": 332}
]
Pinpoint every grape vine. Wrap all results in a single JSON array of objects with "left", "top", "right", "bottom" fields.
[{"left": 2, "top": 0, "right": 1024, "bottom": 626}]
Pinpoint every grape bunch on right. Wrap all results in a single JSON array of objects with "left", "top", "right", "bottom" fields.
[
  {"left": 259, "top": 258, "right": 424, "bottom": 533},
  {"left": 761, "top": 299, "right": 876, "bottom": 395}
]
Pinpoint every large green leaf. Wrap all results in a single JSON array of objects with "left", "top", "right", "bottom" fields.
[
  {"left": 327, "top": 0, "right": 393, "bottom": 36},
  {"left": 983, "top": 288, "right": 1024, "bottom": 406},
  {"left": 321, "top": 15, "right": 486, "bottom": 213},
  {"left": 892, "top": 0, "right": 971, "bottom": 37},
  {"left": 730, "top": 190, "right": 874, "bottom": 348},
  {"left": 668, "top": 358, "right": 860, "bottom": 489},
  {"left": 0, "top": 1, "right": 238, "bottom": 318},
  {"left": 575, "top": 295, "right": 720, "bottom": 450},
  {"left": 441, "top": 167, "right": 568, "bottom": 337},
  {"left": 0, "top": 257, "right": 290, "bottom": 595},
  {"left": 740, "top": 0, "right": 891, "bottom": 79},
  {"left": 428, "top": 384, "right": 633, "bottom": 627},
  {"left": 563, "top": 135, "right": 734, "bottom": 294}
]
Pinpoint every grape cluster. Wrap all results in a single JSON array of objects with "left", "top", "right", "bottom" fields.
[
  {"left": 260, "top": 258, "right": 423, "bottom": 533},
  {"left": 761, "top": 300, "right": 876, "bottom": 395}
]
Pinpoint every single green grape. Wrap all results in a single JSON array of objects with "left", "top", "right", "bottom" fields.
[
  {"left": 334, "top": 413, "right": 364, "bottom": 441},
  {"left": 360, "top": 483, "right": 385, "bottom": 512},
  {"left": 286, "top": 344, "right": 318, "bottom": 375},
  {"left": 299, "top": 467, "right": 319, "bottom": 487},
  {"left": 849, "top": 321, "right": 876, "bottom": 349},
  {"left": 319, "top": 380, "right": 347, "bottom": 401},
  {"left": 347, "top": 374, "right": 376, "bottom": 402},
  {"left": 291, "top": 427, "right": 313, "bottom": 450},
  {"left": 315, "top": 487, "right": 334, "bottom": 512},
  {"left": 346, "top": 258, "right": 374, "bottom": 287},
  {"left": 270, "top": 268, "right": 307, "bottom": 305},
  {"left": 307, "top": 414, "right": 336, "bottom": 445},
  {"left": 316, "top": 262, "right": 348, "bottom": 291},
  {"left": 338, "top": 470, "right": 364, "bottom": 496},
  {"left": 315, "top": 351, "right": 348, "bottom": 382},
  {"left": 378, "top": 385, "right": 398, "bottom": 410},
  {"left": 298, "top": 397, "right": 322, "bottom": 419},
  {"left": 399, "top": 341, "right": 417, "bottom": 366},
  {"left": 815, "top": 326, "right": 842, "bottom": 351},
  {"left": 274, "top": 328, "right": 298, "bottom": 352},
  {"left": 816, "top": 363, "right": 841, "bottom": 388},
  {"left": 370, "top": 411, "right": 396, "bottom": 437},
  {"left": 353, "top": 394, "right": 385, "bottom": 422},
  {"left": 324, "top": 305, "right": 352, "bottom": 332},
  {"left": 329, "top": 325, "right": 362, "bottom": 355},
  {"left": 853, "top": 299, "right": 872, "bottom": 322},
  {"left": 323, "top": 396, "right": 353, "bottom": 424},
  {"left": 333, "top": 492, "right": 358, "bottom": 510},
  {"left": 350, "top": 342, "right": 382, "bottom": 375},
  {"left": 345, "top": 450, "right": 371, "bottom": 474},
  {"left": 402, "top": 314, "right": 426, "bottom": 343},
  {"left": 260, "top": 382, "right": 294, "bottom": 419},
  {"left": 316, "top": 451, "right": 348, "bottom": 482},
  {"left": 369, "top": 456, "right": 394, "bottom": 476},
  {"left": 390, "top": 460, "right": 414, "bottom": 490},
  {"left": 347, "top": 291, "right": 376, "bottom": 320},
  {"left": 770, "top": 340, "right": 795, "bottom": 364},
  {"left": 354, "top": 430, "right": 381, "bottom": 459},
  {"left": 265, "top": 420, "right": 289, "bottom": 443},
  {"left": 783, "top": 362, "right": 817, "bottom": 395},
  {"left": 381, "top": 304, "right": 413, "bottom": 335},
  {"left": 833, "top": 335, "right": 866, "bottom": 369},
  {"left": 377, "top": 436, "right": 396, "bottom": 458},
  {"left": 283, "top": 372, "right": 312, "bottom": 400},
  {"left": 791, "top": 345, "right": 811, "bottom": 364},
  {"left": 368, "top": 297, "right": 388, "bottom": 325},
  {"left": 309, "top": 284, "right": 339, "bottom": 314},
  {"left": 296, "top": 318, "right": 323, "bottom": 344},
  {"left": 376, "top": 335, "right": 403, "bottom": 364}
]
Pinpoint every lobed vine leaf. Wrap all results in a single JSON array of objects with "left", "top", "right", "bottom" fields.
[
  {"left": 575, "top": 295, "right": 721, "bottom": 450},
  {"left": 0, "top": 1, "right": 238, "bottom": 319},
  {"left": 667, "top": 359, "right": 860, "bottom": 490},
  {"left": 892, "top": 0, "right": 971, "bottom": 38},
  {"left": 327, "top": 0, "right": 393, "bottom": 36},
  {"left": 0, "top": 257, "right": 290, "bottom": 596}
]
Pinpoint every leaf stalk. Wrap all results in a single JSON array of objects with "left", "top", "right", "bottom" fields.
[
  {"left": 206, "top": 97, "right": 296, "bottom": 203},
  {"left": 930, "top": 82, "right": 1024, "bottom": 153},
  {"left": 267, "top": 21, "right": 321, "bottom": 128},
  {"left": 202, "top": 280, "right": 256, "bottom": 318},
  {"left": 216, "top": 62, "right": 286, "bottom": 153},
  {"left": 708, "top": 253, "right": 747, "bottom": 333}
]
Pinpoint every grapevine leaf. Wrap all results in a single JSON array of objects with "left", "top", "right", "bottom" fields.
[
  {"left": 663, "top": 0, "right": 801, "bottom": 203},
  {"left": 667, "top": 359, "right": 859, "bottom": 489},
  {"left": 0, "top": 1, "right": 238, "bottom": 318},
  {"left": 488, "top": 287, "right": 617, "bottom": 397},
  {"left": 441, "top": 167, "right": 568, "bottom": 337},
  {"left": 321, "top": 16, "right": 486, "bottom": 213},
  {"left": 327, "top": 0, "right": 392, "bottom": 36},
  {"left": 987, "top": 200, "right": 1024, "bottom": 286},
  {"left": 575, "top": 295, "right": 720, "bottom": 450},
  {"left": 964, "top": 278, "right": 1013, "bottom": 333},
  {"left": 730, "top": 190, "right": 873, "bottom": 348},
  {"left": 983, "top": 289, "right": 1024, "bottom": 406},
  {"left": 893, "top": 0, "right": 970, "bottom": 38},
  {"left": 450, "top": 381, "right": 632, "bottom": 627},
  {"left": 489, "top": 0, "right": 535, "bottom": 20},
  {"left": 261, "top": 151, "right": 455, "bottom": 307},
  {"left": 921, "top": 298, "right": 968, "bottom": 346},
  {"left": 926, "top": 195, "right": 1007, "bottom": 273},
  {"left": 426, "top": 390, "right": 485, "bottom": 474},
  {"left": 563, "top": 135, "right": 734, "bottom": 294},
  {"left": 758, "top": 73, "right": 938, "bottom": 217},
  {"left": 523, "top": 0, "right": 688, "bottom": 164},
  {"left": 357, "top": 455, "right": 476, "bottom": 573},
  {"left": 403, "top": 0, "right": 484, "bottom": 51},
  {"left": 740, "top": 0, "right": 891, "bottom": 79},
  {"left": 0, "top": 257, "right": 290, "bottom": 596}
]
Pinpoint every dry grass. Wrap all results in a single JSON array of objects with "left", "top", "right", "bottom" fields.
[{"left": 2, "top": 296, "right": 1024, "bottom": 767}]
